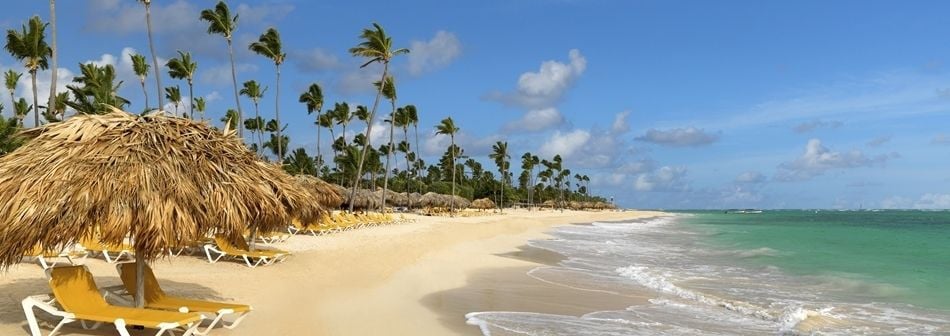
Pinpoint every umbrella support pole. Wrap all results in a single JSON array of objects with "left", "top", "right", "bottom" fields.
[{"left": 134, "top": 257, "right": 145, "bottom": 308}]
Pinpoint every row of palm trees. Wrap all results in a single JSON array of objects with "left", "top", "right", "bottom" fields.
[{"left": 0, "top": 1, "right": 610, "bottom": 213}]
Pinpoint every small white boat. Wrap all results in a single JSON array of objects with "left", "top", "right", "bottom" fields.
[{"left": 729, "top": 209, "right": 763, "bottom": 214}]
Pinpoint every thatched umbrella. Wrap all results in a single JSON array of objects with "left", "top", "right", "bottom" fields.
[
  {"left": 0, "top": 111, "right": 320, "bottom": 307},
  {"left": 453, "top": 195, "right": 472, "bottom": 209},
  {"left": 471, "top": 198, "right": 496, "bottom": 210},
  {"left": 294, "top": 175, "right": 344, "bottom": 209},
  {"left": 346, "top": 189, "right": 381, "bottom": 210},
  {"left": 419, "top": 192, "right": 445, "bottom": 208}
]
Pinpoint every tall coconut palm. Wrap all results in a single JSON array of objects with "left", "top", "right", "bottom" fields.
[
  {"left": 166, "top": 51, "right": 197, "bottom": 119},
  {"left": 3, "top": 70, "right": 21, "bottom": 111},
  {"left": 139, "top": 0, "right": 163, "bottom": 113},
  {"left": 346, "top": 22, "right": 409, "bottom": 212},
  {"left": 375, "top": 75, "right": 397, "bottom": 210},
  {"left": 333, "top": 102, "right": 353, "bottom": 147},
  {"left": 5, "top": 15, "right": 51, "bottom": 127},
  {"left": 435, "top": 117, "right": 459, "bottom": 215},
  {"left": 193, "top": 96, "right": 206, "bottom": 121},
  {"left": 405, "top": 105, "right": 420, "bottom": 190},
  {"left": 48, "top": 0, "right": 58, "bottom": 121},
  {"left": 164, "top": 86, "right": 181, "bottom": 116},
  {"left": 240, "top": 80, "right": 266, "bottom": 154},
  {"left": 200, "top": 1, "right": 243, "bottom": 137},
  {"left": 298, "top": 84, "right": 324, "bottom": 171},
  {"left": 12, "top": 98, "right": 31, "bottom": 126},
  {"left": 393, "top": 106, "right": 414, "bottom": 208},
  {"left": 249, "top": 27, "right": 286, "bottom": 161},
  {"left": 490, "top": 141, "right": 510, "bottom": 213},
  {"left": 318, "top": 112, "right": 336, "bottom": 174},
  {"left": 129, "top": 53, "right": 150, "bottom": 111}
]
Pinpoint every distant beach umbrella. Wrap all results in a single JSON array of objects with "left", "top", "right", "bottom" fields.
[
  {"left": 294, "top": 175, "right": 344, "bottom": 209},
  {"left": 0, "top": 109, "right": 320, "bottom": 307},
  {"left": 471, "top": 198, "right": 496, "bottom": 210}
]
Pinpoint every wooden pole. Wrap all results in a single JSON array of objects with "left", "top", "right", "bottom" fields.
[{"left": 134, "top": 256, "right": 145, "bottom": 308}]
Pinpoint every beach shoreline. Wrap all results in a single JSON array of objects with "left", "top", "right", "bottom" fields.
[{"left": 0, "top": 208, "right": 665, "bottom": 335}]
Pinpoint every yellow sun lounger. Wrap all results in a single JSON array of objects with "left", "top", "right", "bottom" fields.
[
  {"left": 116, "top": 263, "right": 252, "bottom": 334},
  {"left": 22, "top": 265, "right": 204, "bottom": 336},
  {"left": 80, "top": 237, "right": 134, "bottom": 263},
  {"left": 203, "top": 235, "right": 290, "bottom": 268},
  {"left": 26, "top": 245, "right": 87, "bottom": 270}
]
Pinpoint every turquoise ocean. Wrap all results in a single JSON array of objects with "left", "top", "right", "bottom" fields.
[{"left": 466, "top": 211, "right": 950, "bottom": 335}]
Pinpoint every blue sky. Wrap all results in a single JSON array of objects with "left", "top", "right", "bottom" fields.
[{"left": 2, "top": 0, "right": 950, "bottom": 209}]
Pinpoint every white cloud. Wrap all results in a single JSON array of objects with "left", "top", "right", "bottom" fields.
[
  {"left": 199, "top": 63, "right": 258, "bottom": 86},
  {"left": 486, "top": 49, "right": 586, "bottom": 109},
  {"left": 538, "top": 129, "right": 590, "bottom": 159},
  {"left": 205, "top": 91, "right": 222, "bottom": 102},
  {"left": 235, "top": 3, "right": 295, "bottom": 26},
  {"left": 422, "top": 130, "right": 502, "bottom": 157},
  {"left": 7, "top": 65, "right": 75, "bottom": 126},
  {"left": 504, "top": 107, "right": 564, "bottom": 132},
  {"left": 635, "top": 127, "right": 721, "bottom": 147},
  {"left": 775, "top": 138, "right": 893, "bottom": 181},
  {"left": 881, "top": 193, "right": 950, "bottom": 209},
  {"left": 292, "top": 48, "right": 342, "bottom": 73},
  {"left": 338, "top": 63, "right": 382, "bottom": 95},
  {"left": 634, "top": 166, "right": 688, "bottom": 192},
  {"left": 611, "top": 110, "right": 631, "bottom": 134},
  {"left": 931, "top": 133, "right": 950, "bottom": 145},
  {"left": 735, "top": 171, "right": 766, "bottom": 184},
  {"left": 866, "top": 135, "right": 891, "bottom": 147},
  {"left": 408, "top": 31, "right": 461, "bottom": 76},
  {"left": 792, "top": 119, "right": 843, "bottom": 133}
]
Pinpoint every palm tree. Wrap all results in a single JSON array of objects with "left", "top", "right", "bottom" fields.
[
  {"left": 166, "top": 51, "right": 197, "bottom": 119},
  {"left": 48, "top": 0, "right": 58, "bottom": 121},
  {"left": 129, "top": 53, "right": 150, "bottom": 110},
  {"left": 405, "top": 105, "right": 420, "bottom": 191},
  {"left": 249, "top": 27, "right": 286, "bottom": 162},
  {"left": 333, "top": 102, "right": 353, "bottom": 147},
  {"left": 193, "top": 96, "right": 206, "bottom": 121},
  {"left": 66, "top": 63, "right": 130, "bottom": 114},
  {"left": 164, "top": 86, "right": 181, "bottom": 116},
  {"left": 375, "top": 75, "right": 397, "bottom": 210},
  {"left": 5, "top": 15, "right": 51, "bottom": 127},
  {"left": 139, "top": 0, "right": 163, "bottom": 112},
  {"left": 298, "top": 84, "right": 324, "bottom": 171},
  {"left": 346, "top": 22, "right": 409, "bottom": 212},
  {"left": 490, "top": 141, "right": 510, "bottom": 213},
  {"left": 435, "top": 117, "right": 459, "bottom": 215},
  {"left": 4, "top": 70, "right": 21, "bottom": 111},
  {"left": 220, "top": 108, "right": 239, "bottom": 131},
  {"left": 393, "top": 107, "right": 414, "bottom": 208},
  {"left": 318, "top": 112, "right": 337, "bottom": 176},
  {"left": 240, "top": 80, "right": 266, "bottom": 153},
  {"left": 12, "top": 98, "right": 31, "bottom": 126},
  {"left": 200, "top": 1, "right": 243, "bottom": 137}
]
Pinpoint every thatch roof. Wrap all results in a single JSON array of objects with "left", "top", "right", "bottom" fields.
[
  {"left": 0, "top": 111, "right": 321, "bottom": 266},
  {"left": 374, "top": 189, "right": 409, "bottom": 207},
  {"left": 452, "top": 195, "right": 472, "bottom": 209},
  {"left": 419, "top": 192, "right": 448, "bottom": 208},
  {"left": 345, "top": 188, "right": 381, "bottom": 210},
  {"left": 471, "top": 198, "right": 496, "bottom": 209},
  {"left": 294, "top": 175, "right": 344, "bottom": 209}
]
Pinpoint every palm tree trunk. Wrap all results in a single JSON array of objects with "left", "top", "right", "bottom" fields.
[
  {"left": 187, "top": 81, "right": 194, "bottom": 120},
  {"left": 413, "top": 123, "right": 420, "bottom": 202},
  {"left": 500, "top": 166, "right": 505, "bottom": 214},
  {"left": 274, "top": 64, "right": 283, "bottom": 162},
  {"left": 48, "top": 0, "right": 57, "bottom": 120},
  {"left": 254, "top": 102, "right": 263, "bottom": 156},
  {"left": 140, "top": 80, "right": 149, "bottom": 111},
  {"left": 349, "top": 62, "right": 389, "bottom": 212},
  {"left": 144, "top": 2, "right": 163, "bottom": 110},
  {"left": 30, "top": 71, "right": 38, "bottom": 127},
  {"left": 403, "top": 127, "right": 412, "bottom": 210},
  {"left": 316, "top": 113, "right": 322, "bottom": 173},
  {"left": 226, "top": 39, "right": 244, "bottom": 138},
  {"left": 450, "top": 135, "right": 456, "bottom": 216},
  {"left": 381, "top": 100, "right": 396, "bottom": 212}
]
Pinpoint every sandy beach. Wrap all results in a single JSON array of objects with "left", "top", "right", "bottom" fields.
[{"left": 0, "top": 209, "right": 664, "bottom": 335}]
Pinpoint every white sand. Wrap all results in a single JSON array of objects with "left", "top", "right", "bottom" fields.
[{"left": 0, "top": 208, "right": 665, "bottom": 335}]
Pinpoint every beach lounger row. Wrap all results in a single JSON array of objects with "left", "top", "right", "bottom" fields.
[
  {"left": 203, "top": 235, "right": 290, "bottom": 268},
  {"left": 287, "top": 211, "right": 412, "bottom": 236},
  {"left": 23, "top": 264, "right": 251, "bottom": 336}
]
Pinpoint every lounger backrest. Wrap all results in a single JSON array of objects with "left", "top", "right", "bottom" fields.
[
  {"left": 48, "top": 266, "right": 111, "bottom": 313},
  {"left": 214, "top": 235, "right": 248, "bottom": 253},
  {"left": 117, "top": 263, "right": 166, "bottom": 303}
]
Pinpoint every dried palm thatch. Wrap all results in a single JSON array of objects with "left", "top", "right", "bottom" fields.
[
  {"left": 0, "top": 110, "right": 321, "bottom": 267},
  {"left": 346, "top": 189, "right": 381, "bottom": 210},
  {"left": 452, "top": 195, "right": 472, "bottom": 209},
  {"left": 294, "top": 175, "right": 344, "bottom": 209},
  {"left": 471, "top": 198, "right": 496, "bottom": 210},
  {"left": 419, "top": 192, "right": 447, "bottom": 208},
  {"left": 374, "top": 189, "right": 408, "bottom": 207}
]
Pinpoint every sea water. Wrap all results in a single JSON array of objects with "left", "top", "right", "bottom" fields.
[{"left": 466, "top": 211, "right": 950, "bottom": 335}]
